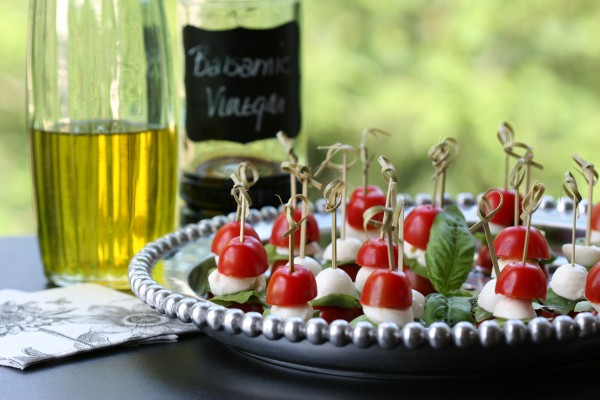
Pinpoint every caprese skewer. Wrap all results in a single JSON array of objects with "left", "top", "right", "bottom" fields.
[
  {"left": 359, "top": 200, "right": 416, "bottom": 327},
  {"left": 345, "top": 128, "right": 390, "bottom": 240},
  {"left": 266, "top": 195, "right": 318, "bottom": 321},
  {"left": 208, "top": 173, "right": 269, "bottom": 313},
  {"left": 210, "top": 162, "right": 261, "bottom": 263},
  {"left": 311, "top": 179, "right": 362, "bottom": 323},
  {"left": 478, "top": 181, "right": 549, "bottom": 322},
  {"left": 561, "top": 154, "right": 600, "bottom": 268}
]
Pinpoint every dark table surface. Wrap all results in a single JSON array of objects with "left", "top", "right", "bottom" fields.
[{"left": 2, "top": 235, "right": 600, "bottom": 400}]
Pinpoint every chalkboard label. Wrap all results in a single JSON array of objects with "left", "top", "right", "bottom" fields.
[{"left": 183, "top": 22, "right": 301, "bottom": 143}]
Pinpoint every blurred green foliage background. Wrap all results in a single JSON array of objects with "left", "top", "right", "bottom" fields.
[{"left": 3, "top": 0, "right": 600, "bottom": 236}]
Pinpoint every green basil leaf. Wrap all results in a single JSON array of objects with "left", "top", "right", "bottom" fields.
[
  {"left": 264, "top": 243, "right": 289, "bottom": 263},
  {"left": 425, "top": 205, "right": 476, "bottom": 295},
  {"left": 446, "top": 296, "right": 475, "bottom": 325},
  {"left": 320, "top": 260, "right": 333, "bottom": 270},
  {"left": 209, "top": 290, "right": 265, "bottom": 307},
  {"left": 422, "top": 293, "right": 475, "bottom": 326},
  {"left": 539, "top": 287, "right": 579, "bottom": 315},
  {"left": 447, "top": 289, "right": 476, "bottom": 298},
  {"left": 311, "top": 293, "right": 359, "bottom": 308},
  {"left": 349, "top": 314, "right": 374, "bottom": 327},
  {"left": 474, "top": 303, "right": 493, "bottom": 323}
]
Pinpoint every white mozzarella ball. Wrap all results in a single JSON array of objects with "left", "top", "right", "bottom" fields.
[
  {"left": 315, "top": 267, "right": 356, "bottom": 299},
  {"left": 270, "top": 303, "right": 314, "bottom": 322},
  {"left": 289, "top": 256, "right": 322, "bottom": 276},
  {"left": 561, "top": 244, "right": 600, "bottom": 268},
  {"left": 411, "top": 289, "right": 425, "bottom": 319},
  {"left": 490, "top": 258, "right": 515, "bottom": 278},
  {"left": 403, "top": 240, "right": 426, "bottom": 267},
  {"left": 208, "top": 270, "right": 266, "bottom": 296},
  {"left": 550, "top": 263, "right": 588, "bottom": 301},
  {"left": 362, "top": 305, "right": 414, "bottom": 327},
  {"left": 492, "top": 295, "right": 536, "bottom": 320},
  {"left": 354, "top": 266, "right": 379, "bottom": 292},
  {"left": 478, "top": 278, "right": 502, "bottom": 313},
  {"left": 322, "top": 237, "right": 362, "bottom": 263},
  {"left": 344, "top": 222, "right": 378, "bottom": 241}
]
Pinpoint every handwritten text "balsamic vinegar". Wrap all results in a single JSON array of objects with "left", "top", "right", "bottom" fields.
[{"left": 189, "top": 46, "right": 293, "bottom": 132}]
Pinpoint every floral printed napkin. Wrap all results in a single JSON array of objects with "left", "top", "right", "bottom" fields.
[{"left": 0, "top": 284, "right": 200, "bottom": 370}]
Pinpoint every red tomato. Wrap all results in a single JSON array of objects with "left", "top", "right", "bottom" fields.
[
  {"left": 313, "top": 305, "right": 363, "bottom": 323},
  {"left": 493, "top": 226, "right": 551, "bottom": 261},
  {"left": 266, "top": 265, "right": 318, "bottom": 306},
  {"left": 211, "top": 221, "right": 260, "bottom": 256},
  {"left": 404, "top": 266, "right": 436, "bottom": 295},
  {"left": 218, "top": 235, "right": 269, "bottom": 278},
  {"left": 360, "top": 269, "right": 412, "bottom": 309},
  {"left": 338, "top": 263, "right": 361, "bottom": 282},
  {"left": 356, "top": 238, "right": 399, "bottom": 269},
  {"left": 346, "top": 185, "right": 387, "bottom": 230},
  {"left": 475, "top": 244, "right": 493, "bottom": 275},
  {"left": 404, "top": 204, "right": 442, "bottom": 250},
  {"left": 592, "top": 202, "right": 600, "bottom": 231},
  {"left": 485, "top": 188, "right": 521, "bottom": 228},
  {"left": 585, "top": 261, "right": 600, "bottom": 303},
  {"left": 269, "top": 208, "right": 320, "bottom": 248},
  {"left": 495, "top": 261, "right": 547, "bottom": 300}
]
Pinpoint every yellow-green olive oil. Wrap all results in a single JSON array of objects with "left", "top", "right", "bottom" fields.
[{"left": 30, "top": 124, "right": 178, "bottom": 289}]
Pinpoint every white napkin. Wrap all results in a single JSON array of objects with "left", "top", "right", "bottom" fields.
[{"left": 0, "top": 283, "right": 200, "bottom": 370}]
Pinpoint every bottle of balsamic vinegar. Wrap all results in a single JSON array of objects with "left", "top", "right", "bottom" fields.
[{"left": 177, "top": 0, "right": 306, "bottom": 224}]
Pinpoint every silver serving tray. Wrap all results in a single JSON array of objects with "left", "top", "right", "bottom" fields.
[{"left": 128, "top": 192, "right": 600, "bottom": 379}]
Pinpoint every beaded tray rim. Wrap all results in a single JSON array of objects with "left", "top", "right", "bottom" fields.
[{"left": 127, "top": 192, "right": 600, "bottom": 378}]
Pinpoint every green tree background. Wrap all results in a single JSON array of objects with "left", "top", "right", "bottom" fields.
[{"left": 2, "top": 0, "right": 600, "bottom": 236}]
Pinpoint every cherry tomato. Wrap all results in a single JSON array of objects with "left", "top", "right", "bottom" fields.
[
  {"left": 486, "top": 188, "right": 521, "bottom": 228},
  {"left": 314, "top": 305, "right": 363, "bottom": 323},
  {"left": 218, "top": 235, "right": 269, "bottom": 278},
  {"left": 493, "top": 226, "right": 551, "bottom": 261},
  {"left": 585, "top": 261, "right": 600, "bottom": 303},
  {"left": 404, "top": 204, "right": 442, "bottom": 250},
  {"left": 269, "top": 208, "right": 320, "bottom": 248},
  {"left": 266, "top": 264, "right": 318, "bottom": 306},
  {"left": 360, "top": 269, "right": 412, "bottom": 309},
  {"left": 356, "top": 238, "right": 399, "bottom": 269},
  {"left": 475, "top": 244, "right": 493, "bottom": 275},
  {"left": 346, "top": 185, "right": 386, "bottom": 230},
  {"left": 495, "top": 261, "right": 547, "bottom": 300},
  {"left": 338, "top": 262, "right": 361, "bottom": 281},
  {"left": 404, "top": 266, "right": 436, "bottom": 295},
  {"left": 211, "top": 221, "right": 260, "bottom": 256},
  {"left": 592, "top": 202, "right": 600, "bottom": 231}
]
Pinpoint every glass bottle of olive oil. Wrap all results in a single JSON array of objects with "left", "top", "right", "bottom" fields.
[
  {"left": 27, "top": 0, "right": 177, "bottom": 289},
  {"left": 177, "top": 0, "right": 306, "bottom": 223}
]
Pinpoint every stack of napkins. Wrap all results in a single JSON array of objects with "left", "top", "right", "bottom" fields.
[{"left": 0, "top": 284, "right": 200, "bottom": 369}]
